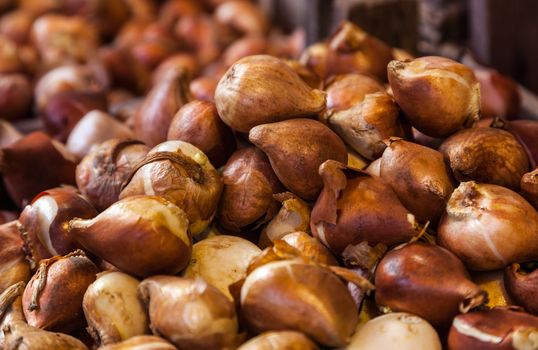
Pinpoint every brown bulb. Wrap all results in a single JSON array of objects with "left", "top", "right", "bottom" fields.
[
  {"left": 375, "top": 242, "right": 486, "bottom": 328},
  {"left": 0, "top": 74, "right": 32, "bottom": 121},
  {"left": 18, "top": 186, "right": 97, "bottom": 266},
  {"left": 324, "top": 73, "right": 384, "bottom": 114},
  {"left": 311, "top": 160, "right": 417, "bottom": 255},
  {"left": 521, "top": 168, "right": 538, "bottom": 210},
  {"left": 238, "top": 331, "right": 319, "bottom": 350},
  {"left": 249, "top": 118, "right": 347, "bottom": 200},
  {"left": 504, "top": 263, "right": 538, "bottom": 315},
  {"left": 22, "top": 250, "right": 98, "bottom": 332},
  {"left": 0, "top": 221, "right": 30, "bottom": 294}
]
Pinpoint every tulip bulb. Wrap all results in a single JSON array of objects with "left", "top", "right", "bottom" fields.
[
  {"left": 18, "top": 187, "right": 98, "bottom": 265},
  {"left": 66, "top": 110, "right": 134, "bottom": 159},
  {"left": 240, "top": 260, "right": 359, "bottom": 347},
  {"left": 328, "top": 92, "right": 404, "bottom": 160},
  {"left": 68, "top": 195, "right": 192, "bottom": 277},
  {"left": 448, "top": 308, "right": 538, "bottom": 350},
  {"left": 0, "top": 132, "right": 78, "bottom": 207},
  {"left": 249, "top": 119, "right": 347, "bottom": 200},
  {"left": 1, "top": 282, "right": 89, "bottom": 350},
  {"left": 438, "top": 181, "right": 538, "bottom": 270},
  {"left": 311, "top": 160, "right": 418, "bottom": 255},
  {"left": 388, "top": 56, "right": 480, "bottom": 137},
  {"left": 347, "top": 313, "right": 442, "bottom": 350},
  {"left": 76, "top": 139, "right": 150, "bottom": 211},
  {"left": 324, "top": 73, "right": 384, "bottom": 114},
  {"left": 0, "top": 74, "right": 32, "bottom": 121},
  {"left": 182, "top": 235, "right": 261, "bottom": 300},
  {"left": 217, "top": 147, "right": 283, "bottom": 233},
  {"left": 138, "top": 276, "right": 239, "bottom": 350},
  {"left": 375, "top": 242, "right": 486, "bottom": 327},
  {"left": 0, "top": 221, "right": 30, "bottom": 294},
  {"left": 97, "top": 336, "right": 177, "bottom": 350},
  {"left": 505, "top": 263, "right": 538, "bottom": 315},
  {"left": 22, "top": 250, "right": 98, "bottom": 332},
  {"left": 215, "top": 55, "right": 326, "bottom": 132},
  {"left": 238, "top": 331, "right": 319, "bottom": 350},
  {"left": 440, "top": 127, "right": 529, "bottom": 190},
  {"left": 380, "top": 138, "right": 455, "bottom": 223},
  {"left": 83, "top": 271, "right": 149, "bottom": 346},
  {"left": 521, "top": 168, "right": 538, "bottom": 210},
  {"left": 120, "top": 141, "right": 222, "bottom": 236}
]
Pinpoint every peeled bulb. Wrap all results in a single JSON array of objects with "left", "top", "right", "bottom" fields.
[
  {"left": 119, "top": 140, "right": 222, "bottom": 235},
  {"left": 68, "top": 195, "right": 192, "bottom": 277},
  {"left": 375, "top": 242, "right": 486, "bottom": 327},
  {"left": 347, "top": 313, "right": 441, "bottom": 350},
  {"left": 240, "top": 260, "right": 358, "bottom": 347},
  {"left": 438, "top": 181, "right": 538, "bottom": 271},
  {"left": 138, "top": 276, "right": 238, "bottom": 350},
  {"left": 249, "top": 119, "right": 347, "bottom": 200},
  {"left": 66, "top": 110, "right": 134, "bottom": 159},
  {"left": 215, "top": 55, "right": 326, "bottom": 132},
  {"left": 238, "top": 331, "right": 319, "bottom": 350},
  {"left": 83, "top": 271, "right": 149, "bottom": 346},
  {"left": 388, "top": 56, "right": 480, "bottom": 137},
  {"left": 182, "top": 235, "right": 261, "bottom": 300}
]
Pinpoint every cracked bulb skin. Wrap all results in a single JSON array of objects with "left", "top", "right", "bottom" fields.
[{"left": 438, "top": 181, "right": 538, "bottom": 271}]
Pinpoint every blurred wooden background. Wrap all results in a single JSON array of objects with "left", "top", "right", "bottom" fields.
[{"left": 260, "top": 0, "right": 538, "bottom": 95}]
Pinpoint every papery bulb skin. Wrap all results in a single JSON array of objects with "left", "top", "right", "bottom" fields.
[
  {"left": 182, "top": 235, "right": 261, "bottom": 300},
  {"left": 167, "top": 100, "right": 236, "bottom": 168},
  {"left": 504, "top": 263, "right": 538, "bottom": 315},
  {"left": 22, "top": 250, "right": 98, "bottom": 333},
  {"left": 240, "top": 260, "right": 359, "bottom": 347},
  {"left": 388, "top": 56, "right": 480, "bottom": 137},
  {"left": 138, "top": 276, "right": 239, "bottom": 350},
  {"left": 438, "top": 181, "right": 538, "bottom": 271},
  {"left": 68, "top": 195, "right": 192, "bottom": 277},
  {"left": 133, "top": 68, "right": 192, "bottom": 147},
  {"left": 0, "top": 132, "right": 78, "bottom": 207},
  {"left": 215, "top": 55, "right": 326, "bottom": 133},
  {"left": 0, "top": 221, "right": 30, "bottom": 294},
  {"left": 328, "top": 92, "right": 403, "bottom": 161},
  {"left": 83, "top": 271, "right": 149, "bottom": 346},
  {"left": 217, "top": 147, "right": 283, "bottom": 232},
  {"left": 214, "top": 0, "right": 268, "bottom": 36},
  {"left": 237, "top": 331, "right": 319, "bottom": 350},
  {"left": 440, "top": 127, "right": 529, "bottom": 190},
  {"left": 119, "top": 140, "right": 222, "bottom": 236},
  {"left": 380, "top": 138, "right": 454, "bottom": 223},
  {"left": 18, "top": 187, "right": 97, "bottom": 265},
  {"left": 249, "top": 119, "right": 347, "bottom": 200},
  {"left": 448, "top": 308, "right": 538, "bottom": 350},
  {"left": 76, "top": 139, "right": 150, "bottom": 211},
  {"left": 375, "top": 242, "right": 486, "bottom": 328},
  {"left": 347, "top": 313, "right": 442, "bottom": 350},
  {"left": 311, "top": 160, "right": 417, "bottom": 255}
]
